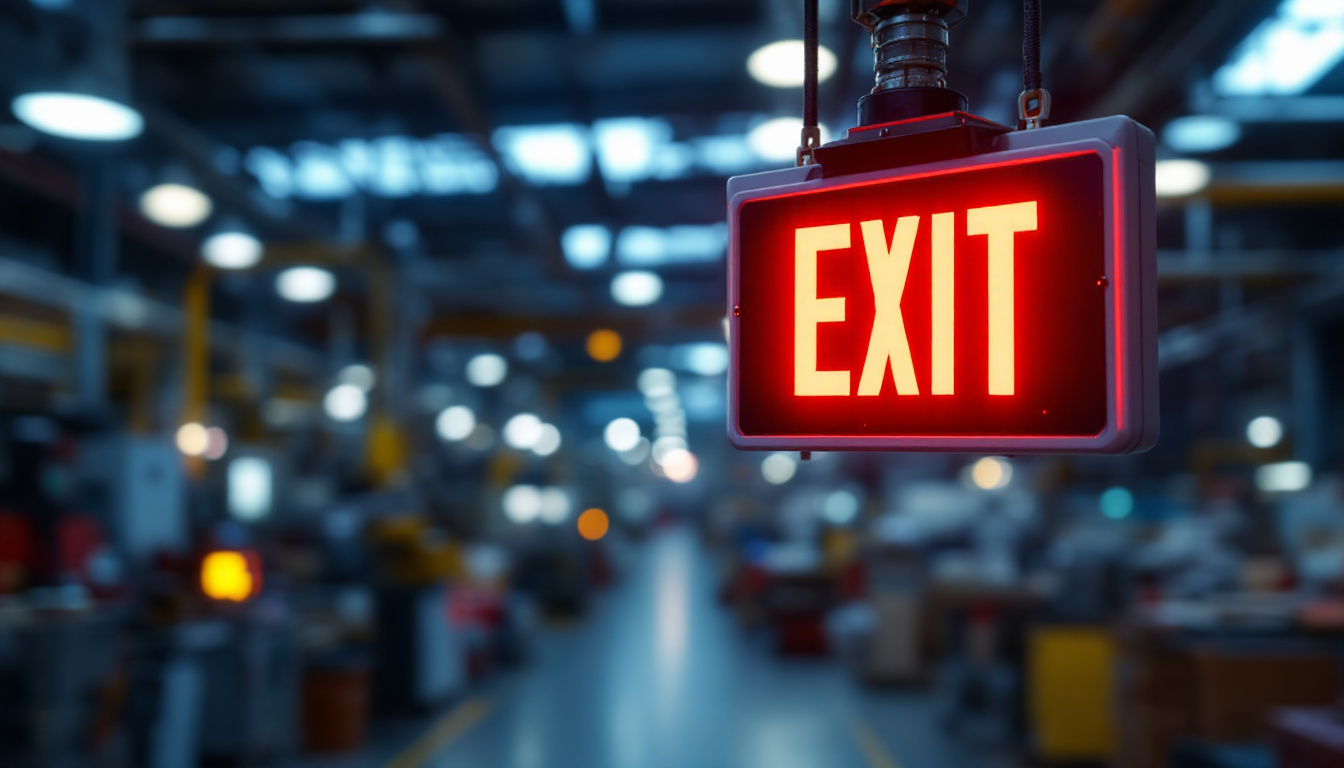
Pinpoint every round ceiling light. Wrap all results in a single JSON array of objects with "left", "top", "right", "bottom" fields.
[
  {"left": 276, "top": 266, "right": 336, "bottom": 302},
  {"left": 611, "top": 271, "right": 663, "bottom": 307},
  {"left": 436, "top": 405, "right": 476, "bottom": 442},
  {"left": 1154, "top": 159, "right": 1211, "bottom": 198},
  {"left": 140, "top": 183, "right": 213, "bottom": 228},
  {"left": 202, "top": 231, "right": 263, "bottom": 270},
  {"left": 968, "top": 456, "right": 1012, "bottom": 491},
  {"left": 604, "top": 417, "right": 641, "bottom": 452},
  {"left": 323, "top": 383, "right": 368, "bottom": 422},
  {"left": 747, "top": 40, "right": 838, "bottom": 88},
  {"left": 12, "top": 92, "right": 143, "bottom": 141},
  {"left": 1246, "top": 415, "right": 1283, "bottom": 449},
  {"left": 465, "top": 353, "right": 508, "bottom": 387}
]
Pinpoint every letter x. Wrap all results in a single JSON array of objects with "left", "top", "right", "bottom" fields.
[{"left": 858, "top": 217, "right": 920, "bottom": 396}]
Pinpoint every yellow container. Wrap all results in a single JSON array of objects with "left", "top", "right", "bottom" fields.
[{"left": 1028, "top": 625, "right": 1117, "bottom": 760}]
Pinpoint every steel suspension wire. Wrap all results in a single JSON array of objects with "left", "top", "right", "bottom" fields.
[
  {"left": 798, "top": 0, "right": 821, "bottom": 165},
  {"left": 1019, "top": 0, "right": 1051, "bottom": 129},
  {"left": 1023, "top": 0, "right": 1042, "bottom": 93}
]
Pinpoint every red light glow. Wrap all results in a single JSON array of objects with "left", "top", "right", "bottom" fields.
[{"left": 734, "top": 151, "right": 1108, "bottom": 439}]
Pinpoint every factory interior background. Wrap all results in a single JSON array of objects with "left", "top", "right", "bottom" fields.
[{"left": 1, "top": 0, "right": 1343, "bottom": 767}]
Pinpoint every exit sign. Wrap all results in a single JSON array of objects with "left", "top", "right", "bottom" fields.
[{"left": 726, "top": 116, "right": 1158, "bottom": 453}]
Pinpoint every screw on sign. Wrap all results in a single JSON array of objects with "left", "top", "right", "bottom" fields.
[{"left": 727, "top": 119, "right": 1158, "bottom": 454}]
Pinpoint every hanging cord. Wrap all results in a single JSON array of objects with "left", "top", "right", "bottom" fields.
[
  {"left": 797, "top": 0, "right": 821, "bottom": 166},
  {"left": 1018, "top": 0, "right": 1051, "bottom": 129}
]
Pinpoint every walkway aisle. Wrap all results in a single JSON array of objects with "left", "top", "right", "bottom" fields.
[{"left": 428, "top": 528, "right": 1016, "bottom": 768}]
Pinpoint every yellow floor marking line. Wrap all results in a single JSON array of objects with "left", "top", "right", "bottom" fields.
[
  {"left": 851, "top": 718, "right": 903, "bottom": 768},
  {"left": 382, "top": 696, "right": 496, "bottom": 768}
]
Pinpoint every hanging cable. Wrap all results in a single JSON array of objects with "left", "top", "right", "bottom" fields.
[
  {"left": 1018, "top": 0, "right": 1051, "bottom": 129},
  {"left": 798, "top": 0, "right": 821, "bottom": 166}
]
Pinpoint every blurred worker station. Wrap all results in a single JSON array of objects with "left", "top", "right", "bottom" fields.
[{"left": 0, "top": 1, "right": 1342, "bottom": 768}]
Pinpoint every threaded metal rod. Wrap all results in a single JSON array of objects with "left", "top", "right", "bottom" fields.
[{"left": 871, "top": 12, "right": 949, "bottom": 91}]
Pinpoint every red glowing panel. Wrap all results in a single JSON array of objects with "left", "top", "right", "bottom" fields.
[{"left": 729, "top": 144, "right": 1154, "bottom": 452}]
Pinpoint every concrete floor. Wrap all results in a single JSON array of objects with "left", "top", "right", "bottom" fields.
[{"left": 314, "top": 529, "right": 1018, "bottom": 768}]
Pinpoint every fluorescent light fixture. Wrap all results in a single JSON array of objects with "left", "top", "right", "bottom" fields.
[
  {"left": 503, "top": 484, "right": 542, "bottom": 523},
  {"left": 533, "top": 423, "right": 562, "bottom": 457},
  {"left": 12, "top": 92, "right": 143, "bottom": 141},
  {"left": 140, "top": 183, "right": 213, "bottom": 228},
  {"left": 604, "top": 417, "right": 641, "bottom": 452},
  {"left": 1247, "top": 416, "right": 1284, "bottom": 448},
  {"left": 592, "top": 117, "right": 672, "bottom": 184},
  {"left": 228, "top": 457, "right": 273, "bottom": 522},
  {"left": 747, "top": 40, "right": 838, "bottom": 88},
  {"left": 1256, "top": 460, "right": 1312, "bottom": 493},
  {"left": 176, "top": 422, "right": 209, "bottom": 457},
  {"left": 824, "top": 490, "right": 860, "bottom": 524},
  {"left": 1100, "top": 487, "right": 1134, "bottom": 519},
  {"left": 203, "top": 231, "right": 263, "bottom": 270},
  {"left": 337, "top": 363, "right": 376, "bottom": 392},
  {"left": 1154, "top": 159, "right": 1211, "bottom": 197},
  {"left": 761, "top": 452, "right": 797, "bottom": 485},
  {"left": 436, "top": 405, "right": 476, "bottom": 442},
  {"left": 661, "top": 449, "right": 698, "bottom": 483},
  {"left": 291, "top": 142, "right": 355, "bottom": 199},
  {"left": 465, "top": 353, "right": 508, "bottom": 387},
  {"left": 249, "top": 135, "right": 498, "bottom": 201},
  {"left": 502, "top": 413, "right": 544, "bottom": 450},
  {"left": 323, "top": 383, "right": 368, "bottom": 422},
  {"left": 563, "top": 224, "right": 612, "bottom": 269},
  {"left": 1214, "top": 0, "right": 1344, "bottom": 96},
  {"left": 493, "top": 123, "right": 591, "bottom": 185},
  {"left": 672, "top": 342, "right": 730, "bottom": 376},
  {"left": 611, "top": 270, "right": 663, "bottom": 306},
  {"left": 416, "top": 134, "right": 499, "bottom": 195},
  {"left": 245, "top": 148, "right": 295, "bottom": 199},
  {"left": 1162, "top": 115, "right": 1242, "bottom": 153},
  {"left": 615, "top": 224, "right": 727, "bottom": 267},
  {"left": 967, "top": 457, "right": 1012, "bottom": 491},
  {"left": 747, "top": 117, "right": 830, "bottom": 163},
  {"left": 276, "top": 266, "right": 336, "bottom": 302}
]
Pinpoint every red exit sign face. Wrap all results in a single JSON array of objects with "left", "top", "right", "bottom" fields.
[{"left": 727, "top": 120, "right": 1158, "bottom": 453}]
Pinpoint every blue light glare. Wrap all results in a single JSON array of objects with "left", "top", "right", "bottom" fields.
[
  {"left": 1214, "top": 0, "right": 1344, "bottom": 95},
  {"left": 615, "top": 223, "right": 727, "bottom": 267},
  {"left": 493, "top": 123, "right": 592, "bottom": 186},
  {"left": 245, "top": 135, "right": 497, "bottom": 200},
  {"left": 563, "top": 225, "right": 612, "bottom": 269},
  {"left": 1100, "top": 487, "right": 1135, "bottom": 519},
  {"left": 1162, "top": 116, "right": 1242, "bottom": 153},
  {"left": 671, "top": 342, "right": 729, "bottom": 376}
]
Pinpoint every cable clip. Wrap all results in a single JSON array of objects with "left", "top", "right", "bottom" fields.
[
  {"left": 797, "top": 125, "right": 821, "bottom": 167},
  {"left": 1018, "top": 88, "right": 1051, "bottom": 130}
]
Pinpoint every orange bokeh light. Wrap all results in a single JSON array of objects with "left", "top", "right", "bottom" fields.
[
  {"left": 586, "top": 329, "right": 622, "bottom": 363},
  {"left": 577, "top": 508, "right": 609, "bottom": 541}
]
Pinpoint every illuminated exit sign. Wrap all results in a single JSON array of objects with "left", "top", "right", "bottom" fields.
[{"left": 727, "top": 116, "right": 1158, "bottom": 453}]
